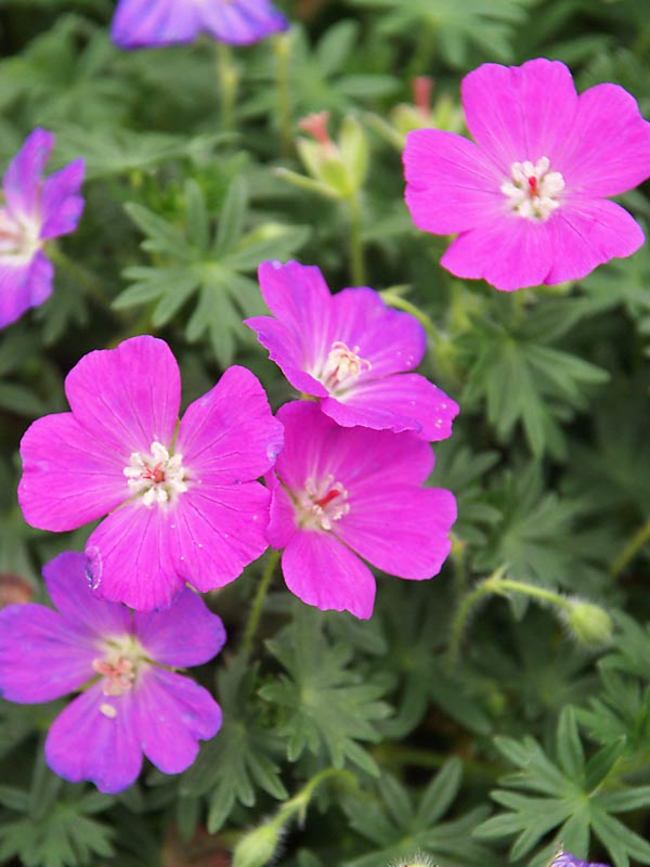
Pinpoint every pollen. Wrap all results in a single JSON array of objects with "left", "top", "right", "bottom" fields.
[
  {"left": 124, "top": 440, "right": 188, "bottom": 507},
  {"left": 501, "top": 156, "right": 565, "bottom": 221}
]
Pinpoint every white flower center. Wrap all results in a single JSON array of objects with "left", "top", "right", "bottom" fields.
[
  {"left": 319, "top": 340, "right": 371, "bottom": 393},
  {"left": 501, "top": 156, "right": 565, "bottom": 221},
  {"left": 92, "top": 635, "right": 149, "bottom": 717},
  {"left": 0, "top": 208, "right": 41, "bottom": 265},
  {"left": 124, "top": 440, "right": 188, "bottom": 507},
  {"left": 298, "top": 474, "right": 350, "bottom": 531}
]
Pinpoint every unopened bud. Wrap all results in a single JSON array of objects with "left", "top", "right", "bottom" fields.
[
  {"left": 0, "top": 573, "right": 34, "bottom": 609},
  {"left": 391, "top": 855, "right": 436, "bottom": 867},
  {"left": 564, "top": 599, "right": 613, "bottom": 649},
  {"left": 233, "top": 822, "right": 282, "bottom": 867}
]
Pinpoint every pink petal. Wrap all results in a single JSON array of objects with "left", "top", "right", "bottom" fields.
[
  {"left": 557, "top": 83, "right": 650, "bottom": 197},
  {"left": 40, "top": 160, "right": 85, "bottom": 240},
  {"left": 3, "top": 128, "right": 54, "bottom": 220},
  {"left": 0, "top": 255, "right": 52, "bottom": 330},
  {"left": 132, "top": 669, "right": 222, "bottom": 774},
  {"left": 45, "top": 684, "right": 142, "bottom": 794},
  {"left": 43, "top": 552, "right": 131, "bottom": 638},
  {"left": 441, "top": 215, "right": 553, "bottom": 291},
  {"left": 323, "top": 373, "right": 459, "bottom": 441},
  {"left": 266, "top": 477, "right": 297, "bottom": 549},
  {"left": 64, "top": 335, "right": 181, "bottom": 455},
  {"left": 462, "top": 59, "right": 578, "bottom": 170},
  {"left": 0, "top": 603, "right": 95, "bottom": 702},
  {"left": 404, "top": 129, "right": 503, "bottom": 234},
  {"left": 546, "top": 198, "right": 644, "bottom": 285},
  {"left": 169, "top": 483, "right": 271, "bottom": 593},
  {"left": 282, "top": 530, "right": 376, "bottom": 619},
  {"left": 337, "top": 487, "right": 457, "bottom": 580},
  {"left": 176, "top": 365, "right": 284, "bottom": 484},
  {"left": 134, "top": 588, "right": 226, "bottom": 667},
  {"left": 18, "top": 412, "right": 127, "bottom": 532},
  {"left": 85, "top": 503, "right": 181, "bottom": 612}
]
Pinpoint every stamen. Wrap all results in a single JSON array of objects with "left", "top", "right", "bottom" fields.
[
  {"left": 100, "top": 703, "right": 117, "bottom": 719},
  {"left": 320, "top": 340, "right": 372, "bottom": 393},
  {"left": 124, "top": 440, "right": 188, "bottom": 507},
  {"left": 92, "top": 635, "right": 148, "bottom": 699},
  {"left": 0, "top": 208, "right": 41, "bottom": 264},
  {"left": 501, "top": 155, "right": 565, "bottom": 221},
  {"left": 299, "top": 474, "right": 350, "bottom": 531}
]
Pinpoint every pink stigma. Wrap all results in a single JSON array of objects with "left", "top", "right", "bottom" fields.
[
  {"left": 93, "top": 657, "right": 136, "bottom": 696},
  {"left": 315, "top": 489, "right": 341, "bottom": 509},
  {"left": 298, "top": 111, "right": 333, "bottom": 148},
  {"left": 527, "top": 175, "right": 539, "bottom": 196}
]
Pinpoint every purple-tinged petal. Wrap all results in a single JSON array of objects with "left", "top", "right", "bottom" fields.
[
  {"left": 177, "top": 365, "right": 284, "bottom": 484},
  {"left": 133, "top": 669, "right": 222, "bottom": 774},
  {"left": 546, "top": 198, "right": 644, "bottom": 285},
  {"left": 18, "top": 412, "right": 127, "bottom": 532},
  {"left": 557, "top": 84, "right": 650, "bottom": 197},
  {"left": 43, "top": 552, "right": 131, "bottom": 639},
  {"left": 323, "top": 374, "right": 459, "bottom": 441},
  {"left": 134, "top": 588, "right": 226, "bottom": 667},
  {"left": 282, "top": 530, "right": 376, "bottom": 620},
  {"left": 64, "top": 335, "right": 181, "bottom": 455},
  {"left": 85, "top": 503, "right": 181, "bottom": 612},
  {"left": 404, "top": 129, "right": 504, "bottom": 234},
  {"left": 551, "top": 853, "right": 609, "bottom": 867},
  {"left": 111, "top": 0, "right": 201, "bottom": 49},
  {"left": 40, "top": 159, "right": 85, "bottom": 240},
  {"left": 200, "top": 0, "right": 288, "bottom": 45},
  {"left": 169, "top": 482, "right": 271, "bottom": 593},
  {"left": 0, "top": 603, "right": 95, "bottom": 702},
  {"left": 45, "top": 684, "right": 142, "bottom": 794},
  {"left": 244, "top": 315, "right": 328, "bottom": 398},
  {"left": 337, "top": 486, "right": 456, "bottom": 581},
  {"left": 0, "top": 255, "right": 52, "bottom": 330},
  {"left": 3, "top": 129, "right": 54, "bottom": 221},
  {"left": 441, "top": 215, "right": 553, "bottom": 291},
  {"left": 461, "top": 59, "right": 578, "bottom": 170}
]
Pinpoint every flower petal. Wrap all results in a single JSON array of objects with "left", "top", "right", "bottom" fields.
[
  {"left": 404, "top": 129, "right": 503, "bottom": 234},
  {"left": 43, "top": 552, "right": 131, "bottom": 638},
  {"left": 111, "top": 0, "right": 200, "bottom": 48},
  {"left": 557, "top": 83, "right": 650, "bottom": 197},
  {"left": 337, "top": 487, "right": 457, "bottom": 580},
  {"left": 85, "top": 503, "right": 181, "bottom": 612},
  {"left": 45, "top": 684, "right": 142, "bottom": 794},
  {"left": 133, "top": 669, "right": 222, "bottom": 774},
  {"left": 0, "top": 603, "right": 94, "bottom": 702},
  {"left": 462, "top": 59, "right": 578, "bottom": 170},
  {"left": 282, "top": 530, "right": 376, "bottom": 619},
  {"left": 545, "top": 198, "right": 644, "bottom": 285},
  {"left": 244, "top": 315, "right": 328, "bottom": 397},
  {"left": 441, "top": 215, "right": 553, "bottom": 291},
  {"left": 64, "top": 335, "right": 181, "bottom": 454},
  {"left": 40, "top": 160, "right": 85, "bottom": 240},
  {"left": 0, "top": 255, "right": 52, "bottom": 330},
  {"left": 323, "top": 373, "right": 459, "bottom": 441},
  {"left": 19, "top": 412, "right": 127, "bottom": 532},
  {"left": 177, "top": 365, "right": 284, "bottom": 484},
  {"left": 200, "top": 0, "right": 288, "bottom": 45},
  {"left": 134, "top": 588, "right": 226, "bottom": 667},
  {"left": 169, "top": 483, "right": 271, "bottom": 593},
  {"left": 3, "top": 129, "right": 54, "bottom": 220}
]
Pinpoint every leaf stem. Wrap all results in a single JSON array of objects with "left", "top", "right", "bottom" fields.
[
  {"left": 347, "top": 191, "right": 366, "bottom": 285},
  {"left": 273, "top": 33, "right": 293, "bottom": 158},
  {"left": 610, "top": 519, "right": 650, "bottom": 578},
  {"left": 216, "top": 42, "right": 238, "bottom": 134},
  {"left": 242, "top": 549, "right": 280, "bottom": 656}
]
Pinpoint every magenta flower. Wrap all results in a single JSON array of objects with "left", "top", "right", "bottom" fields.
[
  {"left": 246, "top": 261, "right": 459, "bottom": 441},
  {"left": 0, "top": 552, "right": 225, "bottom": 793},
  {"left": 0, "top": 129, "right": 84, "bottom": 329},
  {"left": 550, "top": 852, "right": 609, "bottom": 867},
  {"left": 266, "top": 402, "right": 456, "bottom": 619},
  {"left": 403, "top": 58, "right": 650, "bottom": 291},
  {"left": 111, "top": 0, "right": 288, "bottom": 49},
  {"left": 18, "top": 335, "right": 284, "bottom": 611}
]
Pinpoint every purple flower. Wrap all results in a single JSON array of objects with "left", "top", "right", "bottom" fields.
[
  {"left": 0, "top": 129, "right": 84, "bottom": 329},
  {"left": 0, "top": 552, "right": 225, "bottom": 793},
  {"left": 18, "top": 335, "right": 284, "bottom": 611},
  {"left": 550, "top": 852, "right": 609, "bottom": 867},
  {"left": 246, "top": 261, "right": 459, "bottom": 441},
  {"left": 111, "top": 0, "right": 288, "bottom": 50},
  {"left": 403, "top": 58, "right": 650, "bottom": 291},
  {"left": 266, "top": 402, "right": 456, "bottom": 620}
]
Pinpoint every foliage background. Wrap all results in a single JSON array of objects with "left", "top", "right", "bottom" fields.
[{"left": 0, "top": 0, "right": 649, "bottom": 865}]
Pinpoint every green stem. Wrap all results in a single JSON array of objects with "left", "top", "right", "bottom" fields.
[
  {"left": 216, "top": 42, "right": 238, "bottom": 133},
  {"left": 407, "top": 22, "right": 435, "bottom": 76},
  {"left": 347, "top": 192, "right": 366, "bottom": 285},
  {"left": 48, "top": 246, "right": 106, "bottom": 306},
  {"left": 242, "top": 549, "right": 280, "bottom": 656},
  {"left": 273, "top": 33, "right": 293, "bottom": 158},
  {"left": 610, "top": 519, "right": 650, "bottom": 577},
  {"left": 381, "top": 287, "right": 437, "bottom": 339}
]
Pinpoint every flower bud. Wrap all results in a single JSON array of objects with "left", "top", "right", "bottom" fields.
[
  {"left": 564, "top": 598, "right": 613, "bottom": 649},
  {"left": 233, "top": 822, "right": 283, "bottom": 867},
  {"left": 391, "top": 854, "right": 436, "bottom": 867}
]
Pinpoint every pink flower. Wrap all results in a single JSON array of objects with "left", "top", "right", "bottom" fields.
[
  {"left": 0, "top": 552, "right": 225, "bottom": 794},
  {"left": 0, "top": 129, "right": 84, "bottom": 329},
  {"left": 266, "top": 402, "right": 456, "bottom": 620},
  {"left": 18, "top": 335, "right": 284, "bottom": 611},
  {"left": 246, "top": 261, "right": 459, "bottom": 441},
  {"left": 403, "top": 58, "right": 650, "bottom": 291}
]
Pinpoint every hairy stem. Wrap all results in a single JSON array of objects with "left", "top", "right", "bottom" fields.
[
  {"left": 610, "top": 519, "right": 650, "bottom": 578},
  {"left": 347, "top": 192, "right": 366, "bottom": 285},
  {"left": 273, "top": 33, "right": 293, "bottom": 158},
  {"left": 216, "top": 42, "right": 238, "bottom": 134},
  {"left": 242, "top": 549, "right": 280, "bottom": 656}
]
